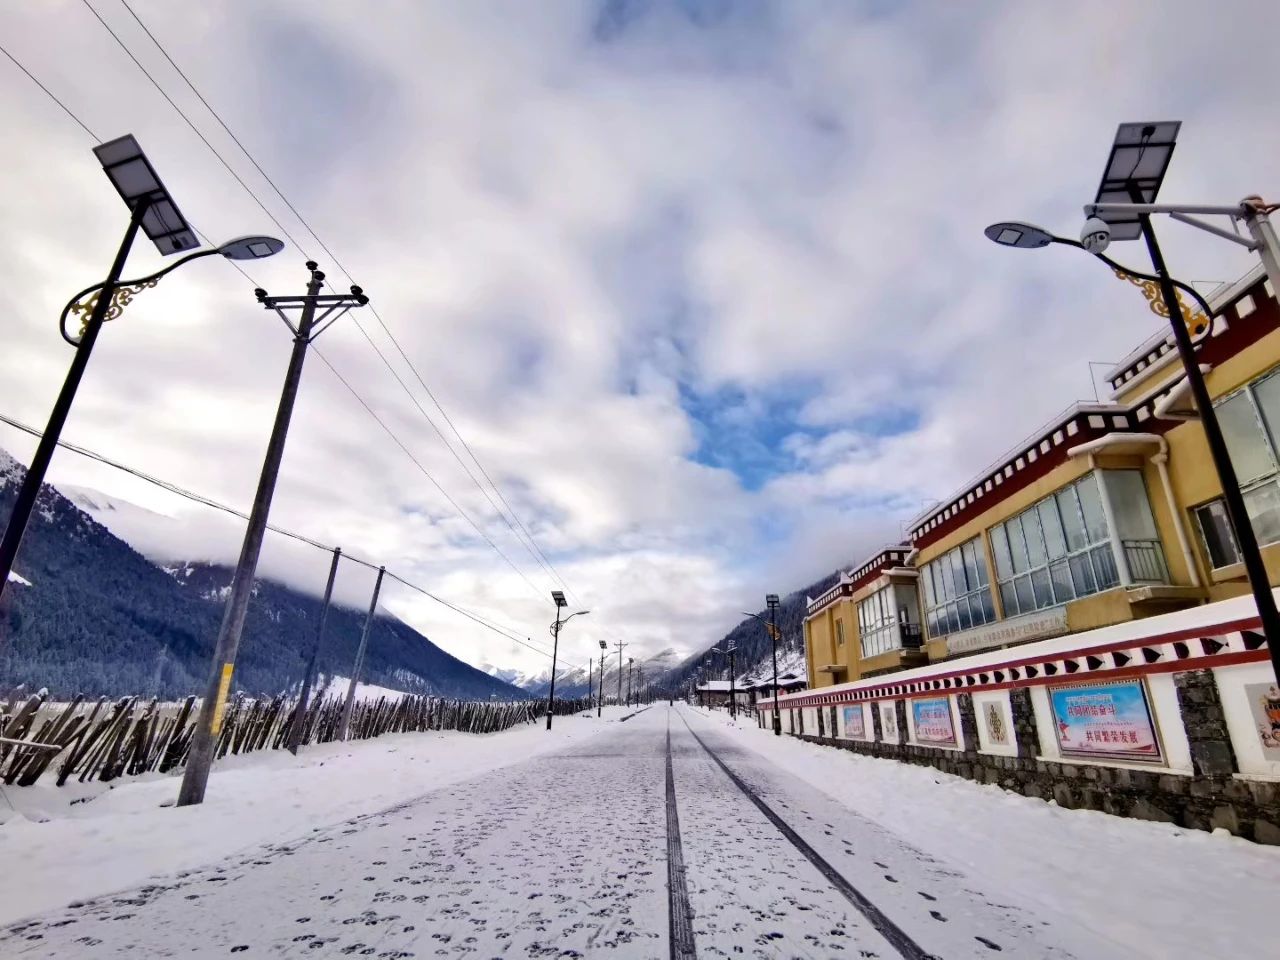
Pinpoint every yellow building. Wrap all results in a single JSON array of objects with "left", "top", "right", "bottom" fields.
[{"left": 804, "top": 264, "right": 1280, "bottom": 687}]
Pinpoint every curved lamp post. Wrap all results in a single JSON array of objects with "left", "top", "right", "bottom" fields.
[
  {"left": 546, "top": 590, "right": 589, "bottom": 729},
  {"left": 741, "top": 599, "right": 784, "bottom": 735},
  {"left": 0, "top": 139, "right": 283, "bottom": 605},
  {"left": 985, "top": 149, "right": 1280, "bottom": 689}
]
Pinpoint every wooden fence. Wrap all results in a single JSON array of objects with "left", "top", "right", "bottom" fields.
[{"left": 0, "top": 689, "right": 589, "bottom": 788}]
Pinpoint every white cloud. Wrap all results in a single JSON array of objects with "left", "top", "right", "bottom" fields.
[{"left": 2, "top": 0, "right": 1278, "bottom": 679}]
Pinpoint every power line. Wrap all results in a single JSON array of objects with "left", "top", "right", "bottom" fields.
[
  {"left": 307, "top": 345, "right": 552, "bottom": 602},
  {"left": 0, "top": 42, "right": 100, "bottom": 140},
  {"left": 10, "top": 27, "right": 611, "bottom": 648},
  {"left": 0, "top": 410, "right": 552, "bottom": 659},
  {"left": 105, "top": 0, "right": 579, "bottom": 605},
  {"left": 77, "top": 0, "right": 312, "bottom": 258},
  {"left": 115, "top": 0, "right": 349, "bottom": 278}
]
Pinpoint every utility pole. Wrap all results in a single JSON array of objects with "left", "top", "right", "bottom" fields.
[
  {"left": 614, "top": 639, "right": 628, "bottom": 706},
  {"left": 287, "top": 547, "right": 341, "bottom": 754},
  {"left": 637, "top": 665, "right": 644, "bottom": 704},
  {"left": 587, "top": 656, "right": 592, "bottom": 712},
  {"left": 340, "top": 565, "right": 384, "bottom": 740},
  {"left": 178, "top": 263, "right": 368, "bottom": 807}
]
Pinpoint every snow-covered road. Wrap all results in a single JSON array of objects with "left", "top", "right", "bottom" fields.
[{"left": 0, "top": 706, "right": 1132, "bottom": 957}]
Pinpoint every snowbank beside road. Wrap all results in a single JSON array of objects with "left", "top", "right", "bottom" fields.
[
  {"left": 688, "top": 706, "right": 1280, "bottom": 959},
  {"left": 0, "top": 707, "right": 624, "bottom": 926}
]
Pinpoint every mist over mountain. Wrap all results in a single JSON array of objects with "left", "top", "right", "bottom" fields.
[{"left": 0, "top": 449, "right": 528, "bottom": 701}]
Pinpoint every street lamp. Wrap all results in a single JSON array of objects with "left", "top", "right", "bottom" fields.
[
  {"left": 711, "top": 643, "right": 738, "bottom": 719},
  {"left": 985, "top": 120, "right": 1280, "bottom": 688},
  {"left": 597, "top": 639, "right": 607, "bottom": 718},
  {"left": 766, "top": 594, "right": 782, "bottom": 735},
  {"left": 0, "top": 134, "right": 283, "bottom": 604},
  {"left": 626, "top": 656, "right": 634, "bottom": 707},
  {"left": 546, "top": 590, "right": 589, "bottom": 730}
]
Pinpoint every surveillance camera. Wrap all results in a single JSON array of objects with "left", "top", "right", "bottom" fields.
[{"left": 1081, "top": 216, "right": 1111, "bottom": 254}]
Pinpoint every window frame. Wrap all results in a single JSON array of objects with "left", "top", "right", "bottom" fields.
[
  {"left": 990, "top": 473, "right": 1126, "bottom": 618},
  {"left": 1193, "top": 365, "right": 1280, "bottom": 569},
  {"left": 920, "top": 538, "right": 995, "bottom": 640}
]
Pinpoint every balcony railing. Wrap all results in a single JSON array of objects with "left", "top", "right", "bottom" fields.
[
  {"left": 1122, "top": 538, "right": 1170, "bottom": 584},
  {"left": 900, "top": 622, "right": 924, "bottom": 649}
]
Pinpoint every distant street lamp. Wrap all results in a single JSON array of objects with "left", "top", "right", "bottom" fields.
[
  {"left": 546, "top": 590, "right": 589, "bottom": 730},
  {"left": 711, "top": 643, "right": 738, "bottom": 719},
  {"left": 597, "top": 639, "right": 607, "bottom": 718},
  {"left": 0, "top": 134, "right": 282, "bottom": 603},
  {"left": 626, "top": 657, "right": 634, "bottom": 707},
  {"left": 985, "top": 120, "right": 1280, "bottom": 688}
]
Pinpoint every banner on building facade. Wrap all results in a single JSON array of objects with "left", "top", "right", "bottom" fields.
[
  {"left": 948, "top": 606, "right": 1068, "bottom": 655},
  {"left": 842, "top": 705, "right": 865, "bottom": 739},
  {"left": 911, "top": 697, "right": 957, "bottom": 746},
  {"left": 1245, "top": 682, "right": 1280, "bottom": 759},
  {"left": 1048, "top": 679, "right": 1162, "bottom": 762}
]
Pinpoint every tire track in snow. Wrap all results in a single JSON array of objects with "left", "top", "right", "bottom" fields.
[
  {"left": 665, "top": 714, "right": 698, "bottom": 959},
  {"left": 676, "top": 709, "right": 936, "bottom": 960}
]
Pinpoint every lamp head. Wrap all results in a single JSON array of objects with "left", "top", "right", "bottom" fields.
[
  {"left": 984, "top": 221, "right": 1055, "bottom": 249},
  {"left": 218, "top": 236, "right": 284, "bottom": 260},
  {"left": 1080, "top": 216, "right": 1112, "bottom": 254}
]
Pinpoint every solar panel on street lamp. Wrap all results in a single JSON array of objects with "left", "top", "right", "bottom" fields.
[
  {"left": 93, "top": 134, "right": 199, "bottom": 255},
  {"left": 1091, "top": 121, "right": 1181, "bottom": 241}
]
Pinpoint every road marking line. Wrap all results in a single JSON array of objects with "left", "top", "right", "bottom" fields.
[
  {"left": 675, "top": 708, "right": 936, "bottom": 960},
  {"left": 665, "top": 712, "right": 698, "bottom": 959}
]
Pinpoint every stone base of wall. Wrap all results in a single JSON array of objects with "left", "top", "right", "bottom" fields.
[{"left": 795, "top": 733, "right": 1280, "bottom": 844}]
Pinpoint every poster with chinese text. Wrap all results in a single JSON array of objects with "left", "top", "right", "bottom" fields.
[
  {"left": 911, "top": 697, "right": 957, "bottom": 746},
  {"left": 1049, "top": 679, "right": 1162, "bottom": 762},
  {"left": 842, "top": 705, "right": 865, "bottom": 739}
]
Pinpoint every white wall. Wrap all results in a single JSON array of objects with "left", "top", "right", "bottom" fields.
[{"left": 1214, "top": 662, "right": 1280, "bottom": 779}]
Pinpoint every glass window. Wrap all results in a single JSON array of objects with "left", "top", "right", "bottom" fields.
[
  {"left": 919, "top": 537, "right": 995, "bottom": 639},
  {"left": 1245, "top": 483, "right": 1280, "bottom": 547},
  {"left": 991, "top": 526, "right": 1013, "bottom": 580},
  {"left": 987, "top": 471, "right": 1159, "bottom": 617},
  {"left": 858, "top": 586, "right": 905, "bottom": 658},
  {"left": 1076, "top": 474, "right": 1108, "bottom": 543},
  {"left": 1039, "top": 500, "right": 1068, "bottom": 561},
  {"left": 1195, "top": 500, "right": 1240, "bottom": 569},
  {"left": 1022, "top": 507, "right": 1048, "bottom": 567},
  {"left": 1106, "top": 470, "right": 1160, "bottom": 540},
  {"left": 1253, "top": 370, "right": 1280, "bottom": 446},
  {"left": 1219, "top": 390, "right": 1276, "bottom": 484},
  {"left": 835, "top": 619, "right": 845, "bottom": 646},
  {"left": 1008, "top": 517, "right": 1030, "bottom": 573},
  {"left": 1058, "top": 487, "right": 1088, "bottom": 551}
]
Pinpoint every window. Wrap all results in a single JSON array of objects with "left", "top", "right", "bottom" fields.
[
  {"left": 1194, "top": 500, "right": 1239, "bottom": 569},
  {"left": 835, "top": 618, "right": 845, "bottom": 646},
  {"left": 1196, "top": 367, "right": 1280, "bottom": 567},
  {"left": 920, "top": 538, "right": 994, "bottom": 640},
  {"left": 858, "top": 587, "right": 897, "bottom": 658},
  {"left": 989, "top": 472, "right": 1165, "bottom": 618}
]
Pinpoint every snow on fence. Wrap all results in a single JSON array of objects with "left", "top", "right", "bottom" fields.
[{"left": 0, "top": 690, "right": 588, "bottom": 788}]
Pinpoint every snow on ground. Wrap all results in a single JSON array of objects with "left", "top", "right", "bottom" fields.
[
  {"left": 5, "top": 570, "right": 31, "bottom": 587},
  {"left": 0, "top": 707, "right": 627, "bottom": 926},
  {"left": 695, "top": 706, "right": 1280, "bottom": 958}
]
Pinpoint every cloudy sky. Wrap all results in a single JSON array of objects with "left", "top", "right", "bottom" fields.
[{"left": 2, "top": 0, "right": 1278, "bottom": 677}]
